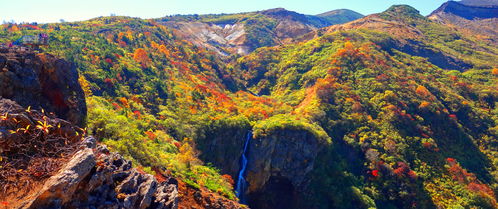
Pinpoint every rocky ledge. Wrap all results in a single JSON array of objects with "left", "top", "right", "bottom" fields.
[{"left": 19, "top": 137, "right": 178, "bottom": 209}]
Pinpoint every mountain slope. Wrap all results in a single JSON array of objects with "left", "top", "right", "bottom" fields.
[
  {"left": 460, "top": 0, "right": 498, "bottom": 6},
  {"left": 229, "top": 5, "right": 498, "bottom": 209},
  {"left": 428, "top": 1, "right": 498, "bottom": 43},
  {"left": 159, "top": 8, "right": 363, "bottom": 55},
  {"left": 311, "top": 5, "right": 498, "bottom": 71},
  {"left": 317, "top": 9, "right": 364, "bottom": 24}
]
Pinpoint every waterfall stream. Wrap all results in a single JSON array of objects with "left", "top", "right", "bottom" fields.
[{"left": 235, "top": 131, "right": 252, "bottom": 204}]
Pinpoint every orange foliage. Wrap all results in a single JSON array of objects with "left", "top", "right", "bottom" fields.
[
  {"left": 222, "top": 174, "right": 235, "bottom": 186},
  {"left": 8, "top": 25, "right": 19, "bottom": 32},
  {"left": 393, "top": 162, "right": 417, "bottom": 179},
  {"left": 419, "top": 101, "right": 430, "bottom": 109},
  {"left": 492, "top": 68, "right": 498, "bottom": 76},
  {"left": 119, "top": 97, "right": 129, "bottom": 108},
  {"left": 415, "top": 85, "right": 431, "bottom": 97},
  {"left": 133, "top": 110, "right": 141, "bottom": 119},
  {"left": 133, "top": 48, "right": 150, "bottom": 67},
  {"left": 145, "top": 131, "right": 156, "bottom": 140}
]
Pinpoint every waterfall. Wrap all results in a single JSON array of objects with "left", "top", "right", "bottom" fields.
[{"left": 235, "top": 131, "right": 252, "bottom": 204}]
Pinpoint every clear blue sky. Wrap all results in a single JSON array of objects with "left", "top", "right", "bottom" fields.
[{"left": 1, "top": 0, "right": 450, "bottom": 23}]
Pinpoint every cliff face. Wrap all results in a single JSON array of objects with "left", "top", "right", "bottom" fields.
[
  {"left": 243, "top": 129, "right": 324, "bottom": 209},
  {"left": 0, "top": 48, "right": 87, "bottom": 126},
  {"left": 197, "top": 124, "right": 325, "bottom": 209}
]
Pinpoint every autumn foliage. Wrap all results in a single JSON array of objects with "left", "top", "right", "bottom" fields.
[{"left": 133, "top": 48, "right": 150, "bottom": 67}]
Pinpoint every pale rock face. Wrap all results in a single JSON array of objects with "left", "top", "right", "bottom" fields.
[{"left": 164, "top": 21, "right": 247, "bottom": 56}]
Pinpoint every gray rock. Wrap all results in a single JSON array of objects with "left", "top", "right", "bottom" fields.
[
  {"left": 82, "top": 136, "right": 97, "bottom": 149},
  {"left": 25, "top": 148, "right": 96, "bottom": 208},
  {"left": 246, "top": 129, "right": 323, "bottom": 193},
  {"left": 18, "top": 143, "right": 180, "bottom": 209}
]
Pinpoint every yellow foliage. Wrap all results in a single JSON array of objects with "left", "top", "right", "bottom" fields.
[{"left": 78, "top": 76, "right": 93, "bottom": 96}]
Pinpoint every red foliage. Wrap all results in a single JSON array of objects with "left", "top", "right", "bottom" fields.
[
  {"left": 173, "top": 142, "right": 181, "bottom": 149},
  {"left": 372, "top": 169, "right": 380, "bottom": 177},
  {"left": 133, "top": 110, "right": 141, "bottom": 119},
  {"left": 105, "top": 58, "right": 113, "bottom": 64},
  {"left": 104, "top": 78, "right": 114, "bottom": 86},
  {"left": 449, "top": 114, "right": 457, "bottom": 119},
  {"left": 447, "top": 158, "right": 457, "bottom": 164},
  {"left": 118, "top": 41, "right": 127, "bottom": 47},
  {"left": 376, "top": 73, "right": 389, "bottom": 81},
  {"left": 112, "top": 102, "right": 122, "bottom": 110},
  {"left": 116, "top": 73, "right": 123, "bottom": 81},
  {"left": 422, "top": 142, "right": 432, "bottom": 148},
  {"left": 393, "top": 162, "right": 417, "bottom": 179},
  {"left": 446, "top": 158, "right": 497, "bottom": 205},
  {"left": 145, "top": 131, "right": 156, "bottom": 140},
  {"left": 393, "top": 162, "right": 409, "bottom": 176},
  {"left": 22, "top": 24, "right": 41, "bottom": 30},
  {"left": 407, "top": 170, "right": 418, "bottom": 179}
]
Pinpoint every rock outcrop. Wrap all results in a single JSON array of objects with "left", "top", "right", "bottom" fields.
[
  {"left": 17, "top": 137, "right": 179, "bottom": 209},
  {"left": 244, "top": 129, "right": 324, "bottom": 209},
  {"left": 0, "top": 48, "right": 87, "bottom": 126}
]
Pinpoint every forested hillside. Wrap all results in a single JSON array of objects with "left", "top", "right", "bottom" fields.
[{"left": 0, "top": 2, "right": 497, "bottom": 209}]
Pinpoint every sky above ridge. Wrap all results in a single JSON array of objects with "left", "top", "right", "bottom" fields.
[{"left": 1, "top": 0, "right": 449, "bottom": 23}]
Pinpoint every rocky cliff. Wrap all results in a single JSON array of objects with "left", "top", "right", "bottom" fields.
[
  {"left": 0, "top": 47, "right": 87, "bottom": 126},
  {"left": 244, "top": 129, "right": 324, "bottom": 209}
]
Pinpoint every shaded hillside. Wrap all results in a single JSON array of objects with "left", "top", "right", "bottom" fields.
[{"left": 159, "top": 8, "right": 363, "bottom": 56}]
